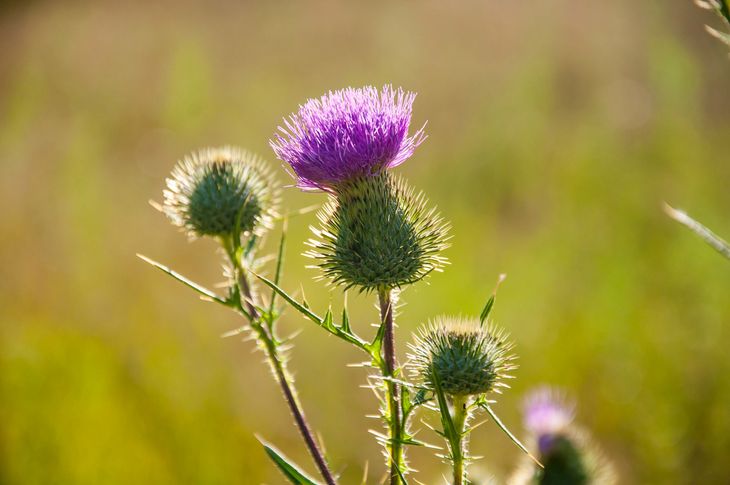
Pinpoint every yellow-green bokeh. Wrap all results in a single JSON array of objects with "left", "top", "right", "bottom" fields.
[{"left": 1, "top": 1, "right": 729, "bottom": 484}]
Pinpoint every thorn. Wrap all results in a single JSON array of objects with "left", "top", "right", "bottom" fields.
[{"left": 148, "top": 199, "right": 164, "bottom": 212}]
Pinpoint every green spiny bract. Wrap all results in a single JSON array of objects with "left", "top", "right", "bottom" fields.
[
  {"left": 163, "top": 147, "right": 278, "bottom": 239},
  {"left": 409, "top": 317, "right": 516, "bottom": 397},
  {"left": 306, "top": 172, "right": 449, "bottom": 292}
]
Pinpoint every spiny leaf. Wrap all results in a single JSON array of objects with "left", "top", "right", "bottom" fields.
[
  {"left": 255, "top": 273, "right": 325, "bottom": 326},
  {"left": 479, "top": 402, "right": 543, "bottom": 469},
  {"left": 253, "top": 272, "right": 369, "bottom": 351},
  {"left": 137, "top": 254, "right": 230, "bottom": 307},
  {"left": 258, "top": 438, "right": 321, "bottom": 485}
]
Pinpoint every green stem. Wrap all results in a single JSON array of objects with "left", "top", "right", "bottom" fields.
[
  {"left": 378, "top": 288, "right": 404, "bottom": 484},
  {"left": 224, "top": 239, "right": 337, "bottom": 485},
  {"left": 451, "top": 396, "right": 469, "bottom": 485}
]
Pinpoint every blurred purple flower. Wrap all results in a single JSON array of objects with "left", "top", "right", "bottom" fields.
[
  {"left": 524, "top": 387, "right": 575, "bottom": 439},
  {"left": 270, "top": 85, "right": 426, "bottom": 191}
]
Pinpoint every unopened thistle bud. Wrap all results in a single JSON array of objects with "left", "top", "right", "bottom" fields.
[
  {"left": 409, "top": 317, "right": 516, "bottom": 397},
  {"left": 162, "top": 147, "right": 278, "bottom": 239},
  {"left": 271, "top": 85, "right": 448, "bottom": 291},
  {"left": 307, "top": 172, "right": 449, "bottom": 291}
]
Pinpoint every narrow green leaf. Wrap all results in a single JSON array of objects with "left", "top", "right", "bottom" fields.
[
  {"left": 393, "top": 460, "right": 408, "bottom": 485},
  {"left": 269, "top": 219, "right": 288, "bottom": 314},
  {"left": 664, "top": 203, "right": 730, "bottom": 260},
  {"left": 479, "top": 296, "right": 495, "bottom": 325},
  {"left": 258, "top": 438, "right": 320, "bottom": 485},
  {"left": 432, "top": 372, "right": 458, "bottom": 443},
  {"left": 479, "top": 402, "right": 543, "bottom": 468},
  {"left": 479, "top": 273, "right": 506, "bottom": 325},
  {"left": 137, "top": 254, "right": 229, "bottom": 306}
]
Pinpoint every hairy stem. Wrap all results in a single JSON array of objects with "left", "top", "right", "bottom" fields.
[
  {"left": 226, "top": 243, "right": 337, "bottom": 485},
  {"left": 378, "top": 288, "right": 404, "bottom": 484},
  {"left": 451, "top": 396, "right": 469, "bottom": 485}
]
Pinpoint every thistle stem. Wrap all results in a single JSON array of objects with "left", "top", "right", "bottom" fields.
[
  {"left": 226, "top": 244, "right": 337, "bottom": 485},
  {"left": 451, "top": 396, "right": 469, "bottom": 485},
  {"left": 378, "top": 288, "right": 404, "bottom": 484}
]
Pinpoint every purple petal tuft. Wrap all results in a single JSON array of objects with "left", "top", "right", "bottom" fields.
[
  {"left": 524, "top": 387, "right": 575, "bottom": 437},
  {"left": 270, "top": 85, "right": 426, "bottom": 190}
]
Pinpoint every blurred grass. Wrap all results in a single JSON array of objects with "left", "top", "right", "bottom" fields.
[{"left": 1, "top": 1, "right": 729, "bottom": 484}]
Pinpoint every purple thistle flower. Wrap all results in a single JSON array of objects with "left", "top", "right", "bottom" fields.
[
  {"left": 524, "top": 387, "right": 575, "bottom": 440},
  {"left": 270, "top": 85, "right": 426, "bottom": 191}
]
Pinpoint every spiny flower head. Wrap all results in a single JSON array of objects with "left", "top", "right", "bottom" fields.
[
  {"left": 508, "top": 388, "right": 616, "bottom": 485},
  {"left": 409, "top": 317, "right": 516, "bottom": 397},
  {"left": 306, "top": 172, "right": 449, "bottom": 292},
  {"left": 163, "top": 147, "right": 278, "bottom": 239},
  {"left": 271, "top": 85, "right": 426, "bottom": 191}
]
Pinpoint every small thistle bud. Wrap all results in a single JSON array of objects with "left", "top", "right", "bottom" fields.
[
  {"left": 409, "top": 317, "right": 516, "bottom": 397},
  {"left": 306, "top": 172, "right": 449, "bottom": 291},
  {"left": 162, "top": 147, "right": 278, "bottom": 239}
]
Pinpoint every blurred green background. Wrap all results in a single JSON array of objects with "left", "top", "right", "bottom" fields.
[{"left": 1, "top": 1, "right": 729, "bottom": 483}]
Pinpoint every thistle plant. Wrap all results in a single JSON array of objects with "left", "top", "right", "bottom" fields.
[
  {"left": 509, "top": 388, "right": 615, "bottom": 485},
  {"left": 271, "top": 85, "right": 449, "bottom": 483},
  {"left": 140, "top": 146, "right": 337, "bottom": 485},
  {"left": 409, "top": 316, "right": 517, "bottom": 485},
  {"left": 140, "top": 87, "right": 614, "bottom": 485}
]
